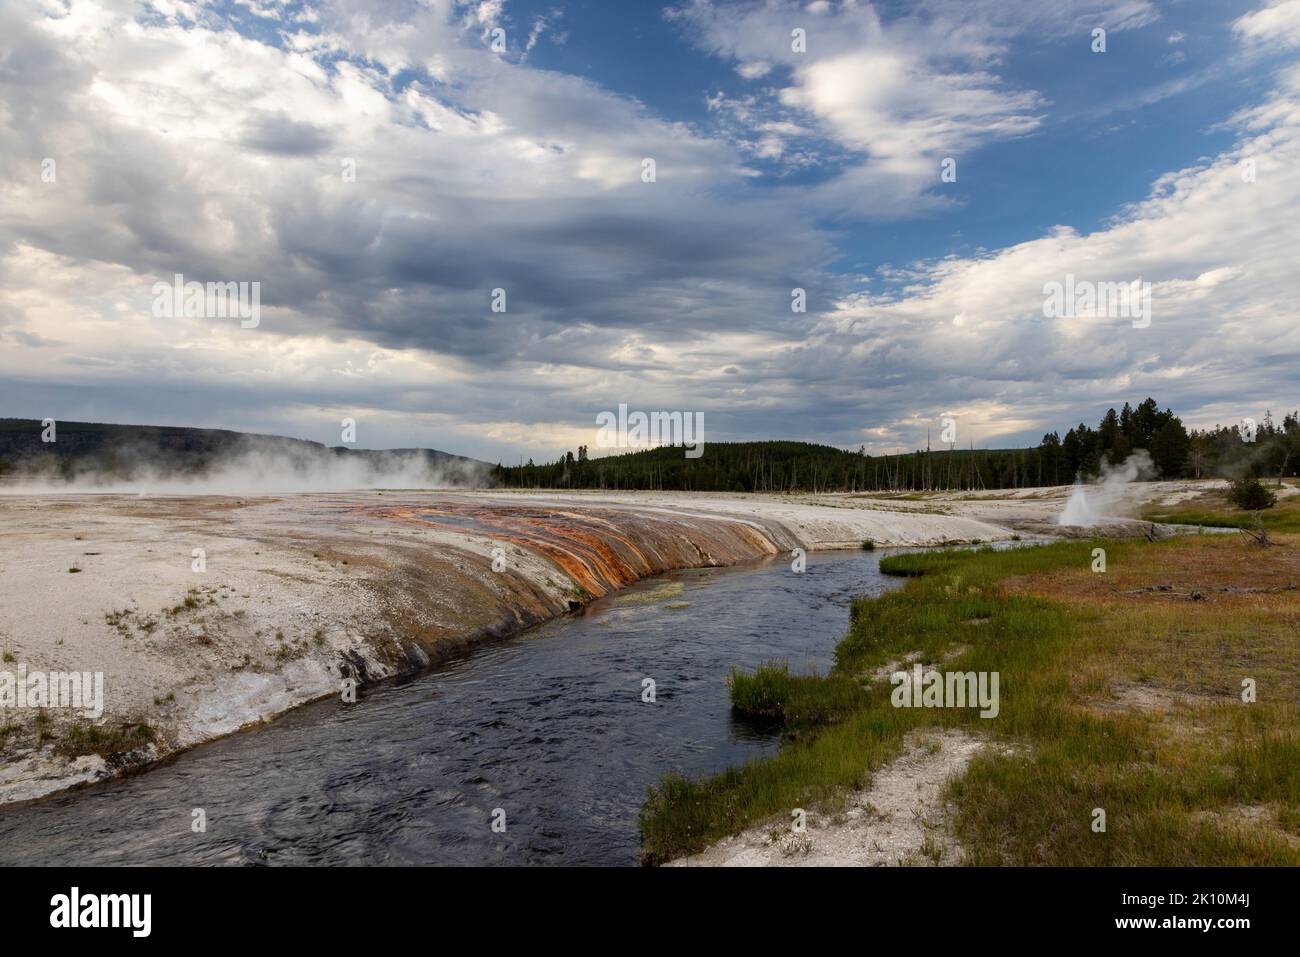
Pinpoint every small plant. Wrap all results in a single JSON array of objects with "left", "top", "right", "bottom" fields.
[
  {"left": 920, "top": 831, "right": 944, "bottom": 865},
  {"left": 861, "top": 539, "right": 875, "bottom": 550},
  {"left": 780, "top": 833, "right": 814, "bottom": 857},
  {"left": 1228, "top": 475, "right": 1276, "bottom": 511},
  {"left": 68, "top": 566, "right": 82, "bottom": 574},
  {"left": 2, "top": 651, "right": 14, "bottom": 663}
]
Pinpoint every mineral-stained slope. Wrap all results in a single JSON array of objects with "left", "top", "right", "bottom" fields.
[{"left": 0, "top": 489, "right": 1008, "bottom": 803}]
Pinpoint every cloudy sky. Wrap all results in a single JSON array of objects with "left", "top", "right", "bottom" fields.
[{"left": 2, "top": 0, "right": 1298, "bottom": 463}]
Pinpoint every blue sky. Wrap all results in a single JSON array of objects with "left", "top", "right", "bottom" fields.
[{"left": 2, "top": 0, "right": 1299, "bottom": 462}]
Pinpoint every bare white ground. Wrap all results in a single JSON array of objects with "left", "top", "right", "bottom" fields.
[
  {"left": 467, "top": 489, "right": 1015, "bottom": 548},
  {"left": 669, "top": 729, "right": 987, "bottom": 867}
]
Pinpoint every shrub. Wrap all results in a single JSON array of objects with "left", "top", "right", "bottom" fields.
[{"left": 1228, "top": 475, "right": 1276, "bottom": 511}]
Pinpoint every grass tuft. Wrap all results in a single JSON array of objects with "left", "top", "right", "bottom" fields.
[{"left": 56, "top": 721, "right": 156, "bottom": 759}]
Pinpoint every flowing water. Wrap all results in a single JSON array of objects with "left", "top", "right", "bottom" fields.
[{"left": 0, "top": 550, "right": 903, "bottom": 866}]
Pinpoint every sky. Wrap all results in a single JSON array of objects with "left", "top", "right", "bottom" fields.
[{"left": 1, "top": 0, "right": 1298, "bottom": 463}]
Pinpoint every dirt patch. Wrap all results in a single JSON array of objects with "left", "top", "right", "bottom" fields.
[
  {"left": 864, "top": 645, "right": 971, "bottom": 683},
  {"left": 1089, "top": 681, "right": 1228, "bottom": 715},
  {"left": 1004, "top": 534, "right": 1300, "bottom": 609},
  {"left": 668, "top": 729, "right": 988, "bottom": 867},
  {"left": 1192, "top": 804, "right": 1300, "bottom": 850}
]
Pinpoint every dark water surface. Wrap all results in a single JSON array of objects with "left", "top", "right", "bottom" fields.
[{"left": 0, "top": 550, "right": 902, "bottom": 866}]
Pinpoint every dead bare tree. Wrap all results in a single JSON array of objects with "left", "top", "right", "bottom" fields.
[{"left": 1239, "top": 512, "right": 1273, "bottom": 547}]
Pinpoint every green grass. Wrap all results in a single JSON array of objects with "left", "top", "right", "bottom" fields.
[
  {"left": 728, "top": 660, "right": 867, "bottom": 727},
  {"left": 1143, "top": 483, "right": 1300, "bottom": 533},
  {"left": 638, "top": 536, "right": 1300, "bottom": 866},
  {"left": 1143, "top": 507, "right": 1300, "bottom": 534},
  {"left": 877, "top": 548, "right": 969, "bottom": 578},
  {"left": 55, "top": 721, "right": 156, "bottom": 759}
]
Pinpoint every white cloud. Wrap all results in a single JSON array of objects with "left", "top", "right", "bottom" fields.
[
  {"left": 785, "top": 61, "right": 1300, "bottom": 446},
  {"left": 668, "top": 0, "right": 1053, "bottom": 213},
  {"left": 1234, "top": 0, "right": 1300, "bottom": 47}
]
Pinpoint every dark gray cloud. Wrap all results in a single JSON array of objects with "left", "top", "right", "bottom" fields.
[{"left": 239, "top": 114, "right": 336, "bottom": 155}]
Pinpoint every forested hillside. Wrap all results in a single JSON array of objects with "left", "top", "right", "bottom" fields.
[{"left": 493, "top": 399, "right": 1299, "bottom": 492}]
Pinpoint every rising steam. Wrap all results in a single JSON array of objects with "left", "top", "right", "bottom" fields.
[
  {"left": 1058, "top": 450, "right": 1157, "bottom": 526},
  {"left": 0, "top": 437, "right": 491, "bottom": 495}
]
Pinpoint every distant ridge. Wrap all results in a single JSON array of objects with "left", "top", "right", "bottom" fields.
[{"left": 0, "top": 418, "right": 487, "bottom": 483}]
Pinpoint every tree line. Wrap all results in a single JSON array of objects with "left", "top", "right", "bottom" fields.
[{"left": 491, "top": 398, "right": 1300, "bottom": 493}]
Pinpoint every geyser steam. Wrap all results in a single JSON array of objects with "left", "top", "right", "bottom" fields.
[
  {"left": 1058, "top": 450, "right": 1156, "bottom": 526},
  {"left": 0, "top": 444, "right": 490, "bottom": 495}
]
